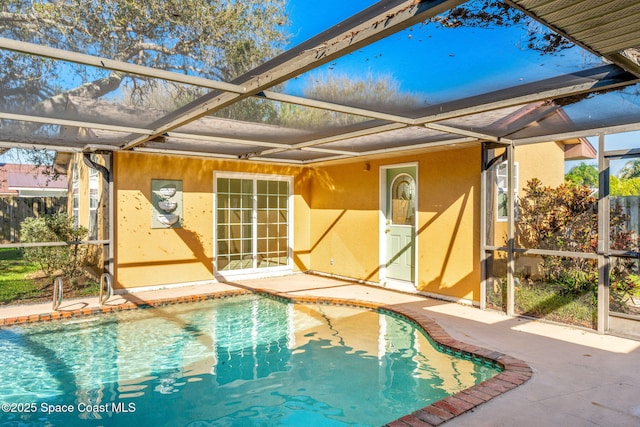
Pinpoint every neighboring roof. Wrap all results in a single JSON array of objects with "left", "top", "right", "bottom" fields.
[{"left": 0, "top": 163, "right": 67, "bottom": 196}]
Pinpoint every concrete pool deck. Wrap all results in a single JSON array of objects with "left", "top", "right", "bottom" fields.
[{"left": 1, "top": 273, "right": 639, "bottom": 426}]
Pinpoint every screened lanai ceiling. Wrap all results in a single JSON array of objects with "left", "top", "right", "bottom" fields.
[{"left": 0, "top": 0, "right": 639, "bottom": 164}]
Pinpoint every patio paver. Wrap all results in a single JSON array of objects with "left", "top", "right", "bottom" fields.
[{"left": 1, "top": 273, "right": 639, "bottom": 426}]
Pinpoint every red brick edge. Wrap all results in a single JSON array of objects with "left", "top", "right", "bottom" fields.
[
  {"left": 0, "top": 289, "right": 252, "bottom": 327},
  {"left": 266, "top": 292, "right": 533, "bottom": 427},
  {"left": 0, "top": 288, "right": 532, "bottom": 427}
]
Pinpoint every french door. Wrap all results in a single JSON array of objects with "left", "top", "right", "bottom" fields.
[{"left": 215, "top": 173, "right": 291, "bottom": 275}]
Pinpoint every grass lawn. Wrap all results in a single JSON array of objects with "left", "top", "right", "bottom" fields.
[
  {"left": 515, "top": 281, "right": 596, "bottom": 329},
  {"left": 0, "top": 248, "right": 99, "bottom": 305},
  {"left": 486, "top": 279, "right": 596, "bottom": 329}
]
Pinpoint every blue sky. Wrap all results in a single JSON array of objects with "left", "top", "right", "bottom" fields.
[
  {"left": 2, "top": 0, "right": 639, "bottom": 166},
  {"left": 283, "top": 0, "right": 601, "bottom": 102},
  {"left": 286, "top": 0, "right": 377, "bottom": 45},
  {"left": 284, "top": 0, "right": 640, "bottom": 175}
]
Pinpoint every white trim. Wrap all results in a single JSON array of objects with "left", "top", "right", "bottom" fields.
[
  {"left": 496, "top": 161, "right": 519, "bottom": 222},
  {"left": 213, "top": 171, "right": 294, "bottom": 278},
  {"left": 214, "top": 268, "right": 297, "bottom": 283},
  {"left": 11, "top": 189, "right": 67, "bottom": 198},
  {"left": 72, "top": 164, "right": 80, "bottom": 227},
  {"left": 113, "top": 279, "right": 219, "bottom": 295},
  {"left": 8, "top": 187, "right": 67, "bottom": 192},
  {"left": 88, "top": 168, "right": 100, "bottom": 239},
  {"left": 379, "top": 162, "right": 419, "bottom": 289}
]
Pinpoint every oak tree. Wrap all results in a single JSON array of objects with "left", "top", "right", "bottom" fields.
[{"left": 0, "top": 0, "right": 289, "bottom": 116}]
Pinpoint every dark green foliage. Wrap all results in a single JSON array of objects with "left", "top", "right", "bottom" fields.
[
  {"left": 20, "top": 213, "right": 89, "bottom": 285},
  {"left": 565, "top": 162, "right": 598, "bottom": 188},
  {"left": 517, "top": 179, "right": 639, "bottom": 303}
]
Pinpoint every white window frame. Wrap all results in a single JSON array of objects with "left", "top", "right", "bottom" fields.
[
  {"left": 497, "top": 161, "right": 518, "bottom": 222},
  {"left": 213, "top": 172, "right": 293, "bottom": 279},
  {"left": 72, "top": 164, "right": 80, "bottom": 228},
  {"left": 88, "top": 168, "right": 99, "bottom": 239}
]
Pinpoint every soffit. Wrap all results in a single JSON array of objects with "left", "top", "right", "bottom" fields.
[{"left": 508, "top": 0, "right": 640, "bottom": 77}]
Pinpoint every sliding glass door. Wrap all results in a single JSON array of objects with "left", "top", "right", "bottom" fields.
[{"left": 215, "top": 173, "right": 291, "bottom": 274}]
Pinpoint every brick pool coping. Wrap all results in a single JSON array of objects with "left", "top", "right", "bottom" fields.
[{"left": 0, "top": 287, "right": 532, "bottom": 427}]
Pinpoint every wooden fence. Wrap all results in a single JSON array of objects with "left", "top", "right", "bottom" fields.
[{"left": 0, "top": 196, "right": 68, "bottom": 243}]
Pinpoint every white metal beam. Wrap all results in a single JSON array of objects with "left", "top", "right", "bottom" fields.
[
  {"left": 412, "top": 64, "right": 638, "bottom": 124},
  {"left": 0, "top": 141, "right": 83, "bottom": 152},
  {"left": 0, "top": 112, "right": 152, "bottom": 135},
  {"left": 0, "top": 37, "right": 246, "bottom": 94},
  {"left": 120, "top": 0, "right": 468, "bottom": 151},
  {"left": 166, "top": 132, "right": 292, "bottom": 149},
  {"left": 424, "top": 123, "right": 511, "bottom": 144},
  {"left": 514, "top": 122, "right": 640, "bottom": 146}
]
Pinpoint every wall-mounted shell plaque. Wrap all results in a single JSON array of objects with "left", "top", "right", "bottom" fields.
[{"left": 151, "top": 179, "right": 183, "bottom": 228}]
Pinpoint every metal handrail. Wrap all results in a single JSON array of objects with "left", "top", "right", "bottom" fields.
[
  {"left": 99, "top": 273, "right": 112, "bottom": 306},
  {"left": 52, "top": 277, "right": 63, "bottom": 311}
]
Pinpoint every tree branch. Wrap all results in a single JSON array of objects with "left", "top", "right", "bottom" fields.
[
  {"left": 0, "top": 11, "right": 71, "bottom": 29},
  {"left": 29, "top": 72, "right": 124, "bottom": 117}
]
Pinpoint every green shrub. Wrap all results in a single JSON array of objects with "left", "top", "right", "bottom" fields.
[
  {"left": 553, "top": 268, "right": 597, "bottom": 296},
  {"left": 20, "top": 213, "right": 89, "bottom": 285},
  {"left": 513, "top": 179, "right": 640, "bottom": 320},
  {"left": 517, "top": 179, "right": 639, "bottom": 292}
]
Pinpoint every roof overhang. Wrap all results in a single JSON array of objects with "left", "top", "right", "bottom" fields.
[
  {"left": 508, "top": 0, "right": 640, "bottom": 78},
  {"left": 562, "top": 137, "right": 597, "bottom": 160}
]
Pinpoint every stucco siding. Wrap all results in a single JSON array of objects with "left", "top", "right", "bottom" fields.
[
  {"left": 113, "top": 152, "right": 309, "bottom": 289},
  {"left": 309, "top": 147, "right": 482, "bottom": 302},
  {"left": 417, "top": 148, "right": 480, "bottom": 301},
  {"left": 110, "top": 144, "right": 551, "bottom": 304}
]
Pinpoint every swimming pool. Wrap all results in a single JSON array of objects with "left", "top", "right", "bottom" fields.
[{"left": 0, "top": 295, "right": 500, "bottom": 426}]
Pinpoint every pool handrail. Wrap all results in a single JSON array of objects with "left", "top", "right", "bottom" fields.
[
  {"left": 52, "top": 277, "right": 63, "bottom": 311},
  {"left": 99, "top": 273, "right": 113, "bottom": 306}
]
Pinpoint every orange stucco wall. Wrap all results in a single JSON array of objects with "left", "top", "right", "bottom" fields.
[
  {"left": 113, "top": 151, "right": 310, "bottom": 289},
  {"left": 517, "top": 141, "right": 565, "bottom": 188},
  {"left": 113, "top": 144, "right": 557, "bottom": 303},
  {"left": 309, "top": 147, "right": 482, "bottom": 301},
  {"left": 417, "top": 148, "right": 480, "bottom": 300},
  {"left": 67, "top": 153, "right": 107, "bottom": 232},
  {"left": 307, "top": 160, "right": 381, "bottom": 280}
]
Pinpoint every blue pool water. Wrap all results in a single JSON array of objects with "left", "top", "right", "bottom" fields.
[{"left": 0, "top": 295, "right": 499, "bottom": 426}]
